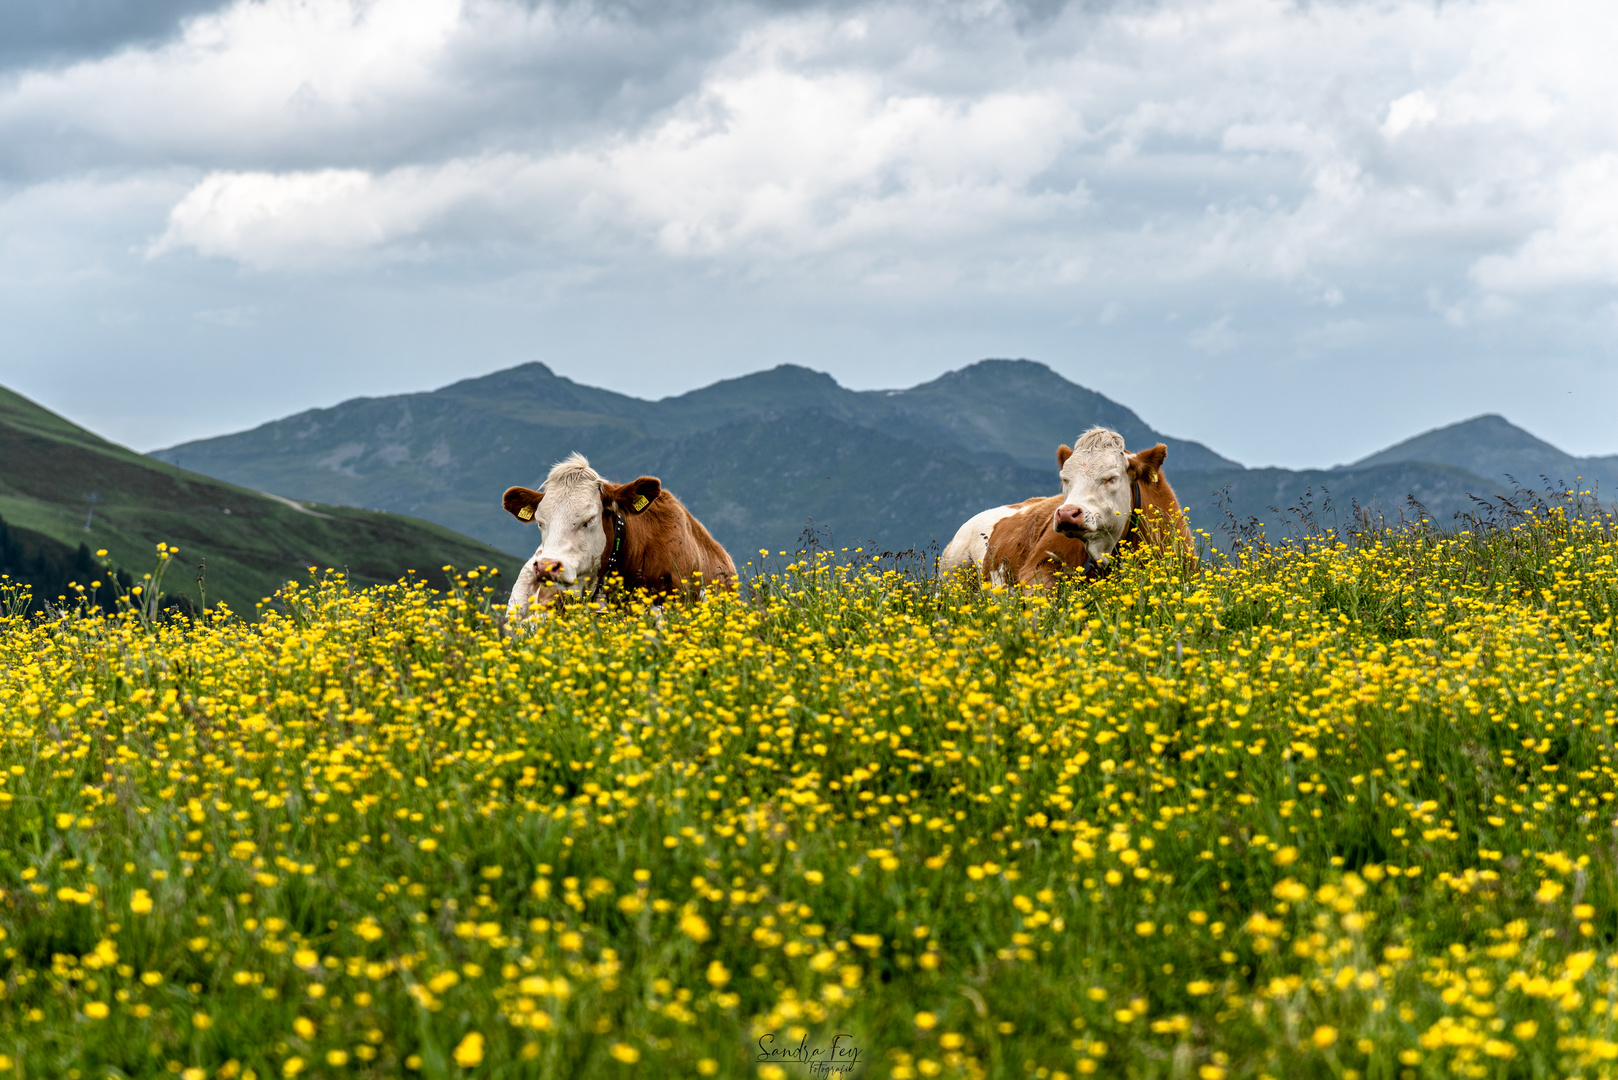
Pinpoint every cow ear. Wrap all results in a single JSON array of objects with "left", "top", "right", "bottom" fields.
[
  {"left": 503, "top": 486, "right": 543, "bottom": 522},
  {"left": 603, "top": 476, "right": 661, "bottom": 514},
  {"left": 1127, "top": 444, "right": 1168, "bottom": 484},
  {"left": 1056, "top": 444, "right": 1073, "bottom": 469}
]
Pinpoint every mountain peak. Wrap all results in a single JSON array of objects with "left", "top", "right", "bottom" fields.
[
  {"left": 1348, "top": 412, "right": 1609, "bottom": 487},
  {"left": 929, "top": 358, "right": 1064, "bottom": 388},
  {"left": 664, "top": 364, "right": 844, "bottom": 401}
]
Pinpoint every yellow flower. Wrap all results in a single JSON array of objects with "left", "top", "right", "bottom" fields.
[
  {"left": 130, "top": 889, "right": 153, "bottom": 914},
  {"left": 608, "top": 1043, "right": 640, "bottom": 1063},
  {"left": 453, "top": 1032, "right": 485, "bottom": 1068},
  {"left": 706, "top": 960, "right": 731, "bottom": 987},
  {"left": 1311, "top": 1026, "right": 1337, "bottom": 1049},
  {"left": 1513, "top": 1020, "right": 1539, "bottom": 1040},
  {"left": 680, "top": 911, "right": 711, "bottom": 943},
  {"left": 84, "top": 1002, "right": 109, "bottom": 1019},
  {"left": 1272, "top": 878, "right": 1307, "bottom": 902},
  {"left": 914, "top": 1011, "right": 937, "bottom": 1030}
]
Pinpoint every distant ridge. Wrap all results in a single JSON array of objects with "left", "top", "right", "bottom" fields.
[
  {"left": 152, "top": 359, "right": 1613, "bottom": 559},
  {"left": 1348, "top": 414, "right": 1618, "bottom": 494},
  {"left": 154, "top": 359, "right": 1235, "bottom": 559}
]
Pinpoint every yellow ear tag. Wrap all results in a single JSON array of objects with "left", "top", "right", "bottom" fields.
[
  {"left": 632, "top": 495, "right": 649, "bottom": 512},
  {"left": 518, "top": 505, "right": 534, "bottom": 521},
  {"left": 1149, "top": 470, "right": 1159, "bottom": 484}
]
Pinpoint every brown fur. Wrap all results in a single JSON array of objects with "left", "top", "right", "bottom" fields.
[
  {"left": 981, "top": 443, "right": 1195, "bottom": 586},
  {"left": 599, "top": 477, "right": 736, "bottom": 598},
  {"left": 502, "top": 476, "right": 736, "bottom": 601}
]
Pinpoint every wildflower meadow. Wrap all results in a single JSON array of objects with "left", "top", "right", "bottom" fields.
[{"left": 2, "top": 506, "right": 1617, "bottom": 1080}]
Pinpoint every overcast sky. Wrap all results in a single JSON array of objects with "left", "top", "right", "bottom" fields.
[{"left": 2, "top": 0, "right": 1615, "bottom": 467}]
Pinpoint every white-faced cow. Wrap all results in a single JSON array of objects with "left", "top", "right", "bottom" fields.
[
  {"left": 503, "top": 453, "right": 736, "bottom": 616},
  {"left": 939, "top": 427, "right": 1194, "bottom": 585}
]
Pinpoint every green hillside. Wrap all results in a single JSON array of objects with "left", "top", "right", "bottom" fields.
[{"left": 0, "top": 385, "right": 521, "bottom": 614}]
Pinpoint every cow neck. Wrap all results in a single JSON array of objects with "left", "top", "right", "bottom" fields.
[
  {"left": 1083, "top": 479, "right": 1143, "bottom": 582},
  {"left": 589, "top": 507, "right": 628, "bottom": 602}
]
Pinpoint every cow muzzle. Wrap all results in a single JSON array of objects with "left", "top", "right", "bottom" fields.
[
  {"left": 1054, "top": 504, "right": 1089, "bottom": 537},
  {"left": 533, "top": 558, "right": 568, "bottom": 583}
]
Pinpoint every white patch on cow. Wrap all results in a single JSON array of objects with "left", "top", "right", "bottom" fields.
[
  {"left": 1056, "top": 427, "right": 1133, "bottom": 564},
  {"left": 507, "top": 452, "right": 611, "bottom": 615},
  {"left": 938, "top": 504, "right": 1017, "bottom": 582}
]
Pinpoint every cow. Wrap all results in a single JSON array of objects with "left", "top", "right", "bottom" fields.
[
  {"left": 939, "top": 427, "right": 1193, "bottom": 586},
  {"left": 502, "top": 453, "right": 736, "bottom": 616}
]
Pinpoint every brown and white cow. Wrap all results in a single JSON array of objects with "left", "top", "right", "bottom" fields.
[
  {"left": 939, "top": 427, "right": 1194, "bottom": 585},
  {"left": 503, "top": 453, "right": 736, "bottom": 615}
]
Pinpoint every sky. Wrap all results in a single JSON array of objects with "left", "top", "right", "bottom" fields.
[{"left": 1, "top": 0, "right": 1616, "bottom": 468}]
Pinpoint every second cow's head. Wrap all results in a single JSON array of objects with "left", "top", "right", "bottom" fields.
[
  {"left": 503, "top": 453, "right": 662, "bottom": 588},
  {"left": 1052, "top": 428, "right": 1168, "bottom": 564}
]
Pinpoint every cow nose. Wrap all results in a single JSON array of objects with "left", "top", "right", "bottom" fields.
[
  {"left": 1056, "top": 505, "right": 1085, "bottom": 529},
  {"left": 534, "top": 558, "right": 564, "bottom": 581}
]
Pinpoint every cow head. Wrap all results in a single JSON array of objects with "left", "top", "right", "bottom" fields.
[
  {"left": 502, "top": 453, "right": 661, "bottom": 608},
  {"left": 1051, "top": 427, "right": 1135, "bottom": 564}
]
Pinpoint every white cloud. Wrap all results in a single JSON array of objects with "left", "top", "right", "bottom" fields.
[
  {"left": 4, "top": 0, "right": 1618, "bottom": 463},
  {"left": 0, "top": 0, "right": 1609, "bottom": 301},
  {"left": 1382, "top": 91, "right": 1438, "bottom": 138},
  {"left": 148, "top": 50, "right": 1085, "bottom": 272},
  {"left": 1470, "top": 154, "right": 1618, "bottom": 293}
]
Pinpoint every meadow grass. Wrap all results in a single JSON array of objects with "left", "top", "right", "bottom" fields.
[{"left": 1, "top": 507, "right": 1616, "bottom": 1080}]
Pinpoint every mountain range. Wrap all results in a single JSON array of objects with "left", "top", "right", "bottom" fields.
[
  {"left": 151, "top": 359, "right": 1618, "bottom": 561},
  {"left": 0, "top": 384, "right": 520, "bottom": 614}
]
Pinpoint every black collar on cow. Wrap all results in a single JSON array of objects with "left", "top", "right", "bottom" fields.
[
  {"left": 1082, "top": 479, "right": 1143, "bottom": 581},
  {"left": 589, "top": 507, "right": 627, "bottom": 602}
]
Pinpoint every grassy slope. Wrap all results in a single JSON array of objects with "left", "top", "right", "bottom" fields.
[
  {"left": 0, "top": 385, "right": 521, "bottom": 613},
  {"left": 2, "top": 512, "right": 1617, "bottom": 1078}
]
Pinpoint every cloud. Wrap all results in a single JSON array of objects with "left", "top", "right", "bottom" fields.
[
  {"left": 148, "top": 48, "right": 1084, "bottom": 272},
  {"left": 3, "top": 0, "right": 1618, "bottom": 463},
  {"left": 1470, "top": 154, "right": 1618, "bottom": 293},
  {"left": 84, "top": 0, "right": 1610, "bottom": 303},
  {"left": 0, "top": 0, "right": 233, "bottom": 70}
]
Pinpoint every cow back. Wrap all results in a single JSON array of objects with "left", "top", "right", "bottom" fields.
[
  {"left": 981, "top": 496, "right": 1085, "bottom": 585},
  {"left": 619, "top": 491, "right": 737, "bottom": 598}
]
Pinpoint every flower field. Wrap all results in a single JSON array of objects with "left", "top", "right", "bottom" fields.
[{"left": 2, "top": 509, "right": 1617, "bottom": 1080}]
